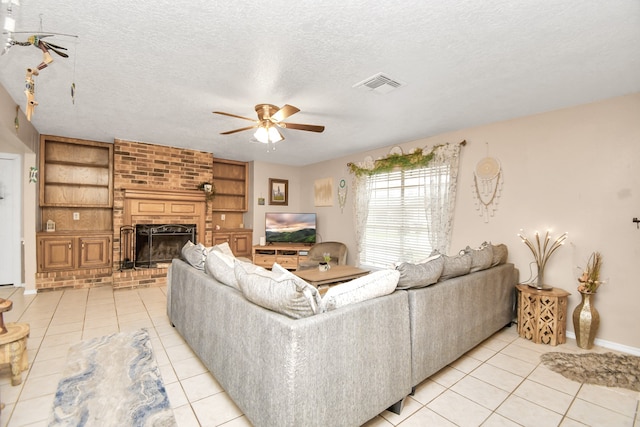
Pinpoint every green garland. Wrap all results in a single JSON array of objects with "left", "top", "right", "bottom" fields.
[
  {"left": 348, "top": 145, "right": 441, "bottom": 177},
  {"left": 348, "top": 140, "right": 466, "bottom": 176}
]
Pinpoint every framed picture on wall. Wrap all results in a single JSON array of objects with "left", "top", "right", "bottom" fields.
[{"left": 269, "top": 178, "right": 288, "bottom": 206}]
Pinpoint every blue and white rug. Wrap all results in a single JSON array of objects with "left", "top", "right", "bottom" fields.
[{"left": 49, "top": 329, "right": 176, "bottom": 427}]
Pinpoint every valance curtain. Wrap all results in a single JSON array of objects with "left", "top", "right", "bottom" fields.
[{"left": 351, "top": 143, "right": 462, "bottom": 266}]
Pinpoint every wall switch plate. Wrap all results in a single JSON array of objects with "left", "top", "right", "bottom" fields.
[
  {"left": 73, "top": 212, "right": 80, "bottom": 220},
  {"left": 221, "top": 214, "right": 225, "bottom": 221}
]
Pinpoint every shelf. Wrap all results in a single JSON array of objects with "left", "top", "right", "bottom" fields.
[
  {"left": 40, "top": 135, "right": 114, "bottom": 208},
  {"left": 44, "top": 182, "right": 109, "bottom": 188},
  {"left": 211, "top": 158, "right": 248, "bottom": 212}
]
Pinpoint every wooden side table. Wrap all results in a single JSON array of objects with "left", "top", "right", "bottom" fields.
[
  {"left": 0, "top": 323, "right": 30, "bottom": 385},
  {"left": 516, "top": 284, "right": 570, "bottom": 346}
]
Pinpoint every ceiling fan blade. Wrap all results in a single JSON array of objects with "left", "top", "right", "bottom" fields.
[
  {"left": 213, "top": 111, "right": 257, "bottom": 122},
  {"left": 279, "top": 122, "right": 325, "bottom": 133},
  {"left": 271, "top": 104, "right": 300, "bottom": 122},
  {"left": 220, "top": 125, "right": 258, "bottom": 135}
]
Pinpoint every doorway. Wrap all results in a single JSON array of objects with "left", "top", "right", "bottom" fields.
[{"left": 0, "top": 154, "right": 22, "bottom": 286}]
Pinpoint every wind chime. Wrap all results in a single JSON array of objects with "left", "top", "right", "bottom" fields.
[
  {"left": 2, "top": 6, "right": 77, "bottom": 121},
  {"left": 472, "top": 144, "right": 503, "bottom": 222}
]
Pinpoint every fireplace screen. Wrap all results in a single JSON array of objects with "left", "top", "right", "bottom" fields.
[{"left": 134, "top": 224, "right": 196, "bottom": 268}]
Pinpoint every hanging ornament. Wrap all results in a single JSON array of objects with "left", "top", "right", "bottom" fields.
[
  {"left": 472, "top": 150, "right": 503, "bottom": 222},
  {"left": 338, "top": 178, "right": 347, "bottom": 213},
  {"left": 29, "top": 167, "right": 38, "bottom": 183}
]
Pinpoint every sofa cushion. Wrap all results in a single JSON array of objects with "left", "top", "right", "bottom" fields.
[
  {"left": 491, "top": 243, "right": 508, "bottom": 266},
  {"left": 181, "top": 241, "right": 207, "bottom": 270},
  {"left": 209, "top": 241, "right": 234, "bottom": 257},
  {"left": 396, "top": 255, "right": 444, "bottom": 289},
  {"left": 466, "top": 244, "right": 494, "bottom": 273},
  {"left": 322, "top": 269, "right": 400, "bottom": 311},
  {"left": 234, "top": 261, "right": 321, "bottom": 319},
  {"left": 439, "top": 252, "right": 472, "bottom": 280},
  {"left": 205, "top": 250, "right": 241, "bottom": 290}
]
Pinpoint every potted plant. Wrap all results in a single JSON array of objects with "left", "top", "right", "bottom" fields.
[
  {"left": 198, "top": 182, "right": 216, "bottom": 202},
  {"left": 319, "top": 252, "right": 331, "bottom": 272}
]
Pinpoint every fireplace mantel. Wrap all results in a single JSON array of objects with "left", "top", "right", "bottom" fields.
[
  {"left": 123, "top": 188, "right": 206, "bottom": 243},
  {"left": 123, "top": 188, "right": 205, "bottom": 202}
]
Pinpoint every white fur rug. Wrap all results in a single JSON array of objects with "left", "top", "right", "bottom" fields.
[{"left": 540, "top": 352, "right": 640, "bottom": 392}]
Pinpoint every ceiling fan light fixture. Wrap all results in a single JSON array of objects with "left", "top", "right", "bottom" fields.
[
  {"left": 267, "top": 126, "right": 283, "bottom": 143},
  {"left": 254, "top": 124, "right": 283, "bottom": 144},
  {"left": 254, "top": 126, "right": 269, "bottom": 144}
]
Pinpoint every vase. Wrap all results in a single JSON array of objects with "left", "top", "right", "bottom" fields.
[
  {"left": 572, "top": 290, "right": 600, "bottom": 349},
  {"left": 528, "top": 264, "right": 550, "bottom": 290},
  {"left": 536, "top": 265, "right": 545, "bottom": 288}
]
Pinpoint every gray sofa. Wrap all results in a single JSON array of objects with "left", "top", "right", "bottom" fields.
[{"left": 168, "top": 258, "right": 517, "bottom": 427}]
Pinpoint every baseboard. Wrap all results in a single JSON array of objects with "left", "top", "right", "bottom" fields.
[{"left": 565, "top": 331, "right": 640, "bottom": 356}]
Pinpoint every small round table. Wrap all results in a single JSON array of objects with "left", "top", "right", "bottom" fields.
[{"left": 0, "top": 323, "right": 30, "bottom": 385}]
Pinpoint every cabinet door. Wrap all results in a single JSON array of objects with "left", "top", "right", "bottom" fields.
[
  {"left": 232, "top": 232, "right": 252, "bottom": 258},
  {"left": 78, "top": 235, "right": 112, "bottom": 269},
  {"left": 212, "top": 233, "right": 231, "bottom": 246},
  {"left": 39, "top": 237, "right": 74, "bottom": 271}
]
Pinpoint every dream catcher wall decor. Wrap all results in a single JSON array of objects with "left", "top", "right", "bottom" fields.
[{"left": 472, "top": 145, "right": 503, "bottom": 222}]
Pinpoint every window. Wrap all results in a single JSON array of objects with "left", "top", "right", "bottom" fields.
[
  {"left": 360, "top": 164, "right": 451, "bottom": 267},
  {"left": 352, "top": 143, "right": 463, "bottom": 268}
]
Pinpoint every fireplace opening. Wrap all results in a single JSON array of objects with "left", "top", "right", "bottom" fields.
[{"left": 135, "top": 224, "right": 196, "bottom": 268}]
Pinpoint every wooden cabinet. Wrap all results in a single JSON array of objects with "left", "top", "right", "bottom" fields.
[
  {"left": 78, "top": 235, "right": 112, "bottom": 269},
  {"left": 37, "top": 136, "right": 114, "bottom": 275},
  {"left": 213, "top": 230, "right": 253, "bottom": 258},
  {"left": 252, "top": 245, "right": 310, "bottom": 270},
  {"left": 211, "top": 158, "right": 248, "bottom": 212},
  {"left": 38, "top": 235, "right": 74, "bottom": 271},
  {"left": 38, "top": 233, "right": 112, "bottom": 272}
]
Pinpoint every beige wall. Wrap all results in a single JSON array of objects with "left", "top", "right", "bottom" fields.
[
  {"left": 255, "top": 93, "right": 640, "bottom": 352},
  {"left": 0, "top": 84, "right": 39, "bottom": 293}
]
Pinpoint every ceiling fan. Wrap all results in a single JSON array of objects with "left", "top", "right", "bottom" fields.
[{"left": 213, "top": 104, "right": 325, "bottom": 144}]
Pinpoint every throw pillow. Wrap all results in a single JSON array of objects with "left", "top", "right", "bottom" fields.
[
  {"left": 491, "top": 243, "right": 508, "bottom": 266},
  {"left": 181, "top": 241, "right": 207, "bottom": 270},
  {"left": 396, "top": 255, "right": 444, "bottom": 289},
  {"left": 439, "top": 252, "right": 472, "bottom": 280},
  {"left": 465, "top": 244, "right": 494, "bottom": 273},
  {"left": 234, "top": 261, "right": 322, "bottom": 319},
  {"left": 204, "top": 250, "right": 240, "bottom": 290},
  {"left": 322, "top": 269, "right": 400, "bottom": 312},
  {"left": 209, "top": 241, "right": 234, "bottom": 257}
]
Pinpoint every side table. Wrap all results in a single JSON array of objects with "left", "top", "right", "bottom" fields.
[
  {"left": 516, "top": 284, "right": 570, "bottom": 346},
  {"left": 0, "top": 323, "right": 30, "bottom": 385}
]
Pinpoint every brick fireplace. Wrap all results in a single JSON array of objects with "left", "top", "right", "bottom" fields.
[
  {"left": 35, "top": 138, "right": 216, "bottom": 290},
  {"left": 111, "top": 139, "right": 214, "bottom": 289}
]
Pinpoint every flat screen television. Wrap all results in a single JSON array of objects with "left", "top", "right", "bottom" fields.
[{"left": 265, "top": 213, "right": 316, "bottom": 244}]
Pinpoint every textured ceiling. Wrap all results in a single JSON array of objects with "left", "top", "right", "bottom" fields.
[{"left": 0, "top": 1, "right": 638, "bottom": 165}]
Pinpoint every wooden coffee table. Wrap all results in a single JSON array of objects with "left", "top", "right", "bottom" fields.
[{"left": 294, "top": 265, "right": 369, "bottom": 287}]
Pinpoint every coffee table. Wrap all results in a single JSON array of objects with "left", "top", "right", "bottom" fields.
[{"left": 293, "top": 265, "right": 369, "bottom": 287}]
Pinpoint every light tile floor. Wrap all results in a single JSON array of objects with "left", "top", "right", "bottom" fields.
[{"left": 0, "top": 285, "right": 638, "bottom": 427}]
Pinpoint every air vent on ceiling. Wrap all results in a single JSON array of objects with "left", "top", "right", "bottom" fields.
[{"left": 353, "top": 72, "right": 405, "bottom": 94}]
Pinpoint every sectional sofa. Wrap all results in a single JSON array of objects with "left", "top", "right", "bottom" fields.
[{"left": 167, "top": 243, "right": 518, "bottom": 427}]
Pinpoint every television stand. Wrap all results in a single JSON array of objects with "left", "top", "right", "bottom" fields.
[{"left": 252, "top": 244, "right": 311, "bottom": 270}]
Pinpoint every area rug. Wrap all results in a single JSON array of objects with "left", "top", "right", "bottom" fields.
[
  {"left": 540, "top": 352, "right": 640, "bottom": 392},
  {"left": 49, "top": 328, "right": 176, "bottom": 426}
]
